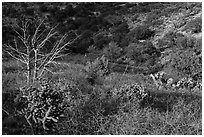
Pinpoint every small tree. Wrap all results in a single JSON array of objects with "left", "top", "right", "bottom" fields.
[
  {"left": 4, "top": 17, "right": 80, "bottom": 86},
  {"left": 103, "top": 42, "right": 122, "bottom": 62}
]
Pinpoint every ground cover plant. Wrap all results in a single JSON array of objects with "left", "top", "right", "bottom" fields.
[{"left": 2, "top": 2, "right": 202, "bottom": 135}]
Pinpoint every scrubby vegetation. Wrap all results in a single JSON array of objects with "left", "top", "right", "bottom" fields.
[{"left": 2, "top": 2, "right": 202, "bottom": 135}]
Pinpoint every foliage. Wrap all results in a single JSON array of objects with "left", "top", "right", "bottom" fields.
[
  {"left": 111, "top": 83, "right": 149, "bottom": 103},
  {"left": 92, "top": 30, "right": 112, "bottom": 49},
  {"left": 131, "top": 3, "right": 151, "bottom": 13},
  {"left": 101, "top": 96, "right": 201, "bottom": 135},
  {"left": 124, "top": 41, "right": 160, "bottom": 66},
  {"left": 104, "top": 15, "right": 123, "bottom": 25},
  {"left": 2, "top": 2, "right": 202, "bottom": 135},
  {"left": 85, "top": 55, "right": 110, "bottom": 85},
  {"left": 183, "top": 17, "right": 202, "bottom": 33},
  {"left": 125, "top": 43, "right": 144, "bottom": 65},
  {"left": 103, "top": 42, "right": 122, "bottom": 62},
  {"left": 110, "top": 22, "right": 129, "bottom": 46},
  {"left": 2, "top": 64, "right": 202, "bottom": 135},
  {"left": 14, "top": 79, "right": 71, "bottom": 134},
  {"left": 145, "top": 9, "right": 163, "bottom": 26},
  {"left": 169, "top": 48, "right": 201, "bottom": 78},
  {"left": 2, "top": 2, "right": 139, "bottom": 54},
  {"left": 71, "top": 30, "right": 94, "bottom": 53},
  {"left": 3, "top": 17, "right": 81, "bottom": 85},
  {"left": 193, "top": 36, "right": 202, "bottom": 54},
  {"left": 2, "top": 60, "right": 25, "bottom": 74},
  {"left": 127, "top": 25, "right": 155, "bottom": 41},
  {"left": 176, "top": 35, "right": 196, "bottom": 49}
]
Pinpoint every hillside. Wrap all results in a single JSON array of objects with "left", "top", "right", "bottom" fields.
[{"left": 2, "top": 2, "right": 202, "bottom": 135}]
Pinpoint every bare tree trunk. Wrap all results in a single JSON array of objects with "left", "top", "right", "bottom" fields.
[
  {"left": 33, "top": 49, "right": 38, "bottom": 82},
  {"left": 5, "top": 18, "right": 80, "bottom": 86},
  {"left": 27, "top": 47, "right": 32, "bottom": 86}
]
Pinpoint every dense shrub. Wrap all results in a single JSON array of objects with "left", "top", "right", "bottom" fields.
[
  {"left": 193, "top": 36, "right": 202, "bottom": 54},
  {"left": 85, "top": 55, "right": 111, "bottom": 85},
  {"left": 127, "top": 25, "right": 155, "bottom": 41},
  {"left": 102, "top": 95, "right": 201, "bottom": 135},
  {"left": 176, "top": 35, "right": 196, "bottom": 49},
  {"left": 169, "top": 48, "right": 201, "bottom": 78},
  {"left": 131, "top": 4, "right": 151, "bottom": 13},
  {"left": 125, "top": 43, "right": 144, "bottom": 65},
  {"left": 2, "top": 2, "right": 202, "bottom": 135},
  {"left": 72, "top": 30, "right": 94, "bottom": 53},
  {"left": 14, "top": 79, "right": 72, "bottom": 134},
  {"left": 145, "top": 9, "right": 163, "bottom": 26},
  {"left": 92, "top": 30, "right": 112, "bottom": 49},
  {"left": 183, "top": 17, "right": 202, "bottom": 33},
  {"left": 170, "top": 35, "right": 201, "bottom": 79},
  {"left": 125, "top": 41, "right": 160, "bottom": 66},
  {"left": 112, "top": 22, "right": 129, "bottom": 34},
  {"left": 103, "top": 42, "right": 122, "bottom": 62},
  {"left": 111, "top": 83, "right": 149, "bottom": 103},
  {"left": 108, "top": 22, "right": 129, "bottom": 46}
]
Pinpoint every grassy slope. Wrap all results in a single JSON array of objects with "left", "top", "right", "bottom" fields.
[
  {"left": 2, "top": 3, "right": 202, "bottom": 135},
  {"left": 2, "top": 59, "right": 202, "bottom": 135}
]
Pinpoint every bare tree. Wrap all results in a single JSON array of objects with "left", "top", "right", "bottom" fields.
[{"left": 4, "top": 17, "right": 80, "bottom": 86}]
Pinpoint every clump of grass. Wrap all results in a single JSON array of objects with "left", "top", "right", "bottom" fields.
[
  {"left": 98, "top": 94, "right": 201, "bottom": 135},
  {"left": 85, "top": 55, "right": 111, "bottom": 85},
  {"left": 2, "top": 72, "right": 27, "bottom": 93},
  {"left": 2, "top": 60, "right": 26, "bottom": 74}
]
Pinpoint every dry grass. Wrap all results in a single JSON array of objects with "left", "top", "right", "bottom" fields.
[{"left": 2, "top": 60, "right": 202, "bottom": 135}]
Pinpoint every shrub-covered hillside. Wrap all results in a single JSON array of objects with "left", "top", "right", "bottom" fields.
[{"left": 2, "top": 2, "right": 202, "bottom": 135}]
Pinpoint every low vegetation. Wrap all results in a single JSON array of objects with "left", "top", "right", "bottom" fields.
[{"left": 2, "top": 2, "right": 202, "bottom": 135}]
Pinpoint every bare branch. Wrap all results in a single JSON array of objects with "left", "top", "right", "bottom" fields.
[
  {"left": 13, "top": 22, "right": 24, "bottom": 31},
  {"left": 35, "top": 29, "right": 47, "bottom": 44},
  {"left": 49, "top": 34, "right": 67, "bottom": 54},
  {"left": 44, "top": 67, "right": 54, "bottom": 74},
  {"left": 37, "top": 25, "right": 58, "bottom": 49},
  {"left": 5, "top": 43, "right": 28, "bottom": 60},
  {"left": 32, "top": 19, "right": 44, "bottom": 48},
  {"left": 12, "top": 27, "right": 24, "bottom": 41},
  {"left": 38, "top": 33, "right": 81, "bottom": 71},
  {"left": 13, "top": 39, "right": 28, "bottom": 57},
  {"left": 5, "top": 50, "right": 27, "bottom": 64},
  {"left": 26, "top": 34, "right": 30, "bottom": 44},
  {"left": 54, "top": 53, "right": 69, "bottom": 59}
]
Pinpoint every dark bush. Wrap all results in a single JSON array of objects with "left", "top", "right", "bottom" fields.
[
  {"left": 85, "top": 55, "right": 111, "bottom": 85},
  {"left": 169, "top": 48, "right": 201, "bottom": 78},
  {"left": 111, "top": 22, "right": 129, "bottom": 34},
  {"left": 125, "top": 43, "right": 144, "bottom": 65},
  {"left": 183, "top": 17, "right": 202, "bottom": 33},
  {"left": 125, "top": 41, "right": 160, "bottom": 66},
  {"left": 127, "top": 25, "right": 155, "bottom": 41},
  {"left": 72, "top": 30, "right": 94, "bottom": 53},
  {"left": 103, "top": 42, "right": 122, "bottom": 62},
  {"left": 176, "top": 35, "right": 196, "bottom": 49},
  {"left": 92, "top": 30, "right": 112, "bottom": 49},
  {"left": 145, "top": 9, "right": 163, "bottom": 26},
  {"left": 131, "top": 4, "right": 151, "bottom": 13}
]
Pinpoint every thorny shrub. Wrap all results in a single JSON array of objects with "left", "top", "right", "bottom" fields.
[
  {"left": 85, "top": 55, "right": 111, "bottom": 85},
  {"left": 14, "top": 79, "right": 74, "bottom": 134},
  {"left": 111, "top": 83, "right": 149, "bottom": 104}
]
